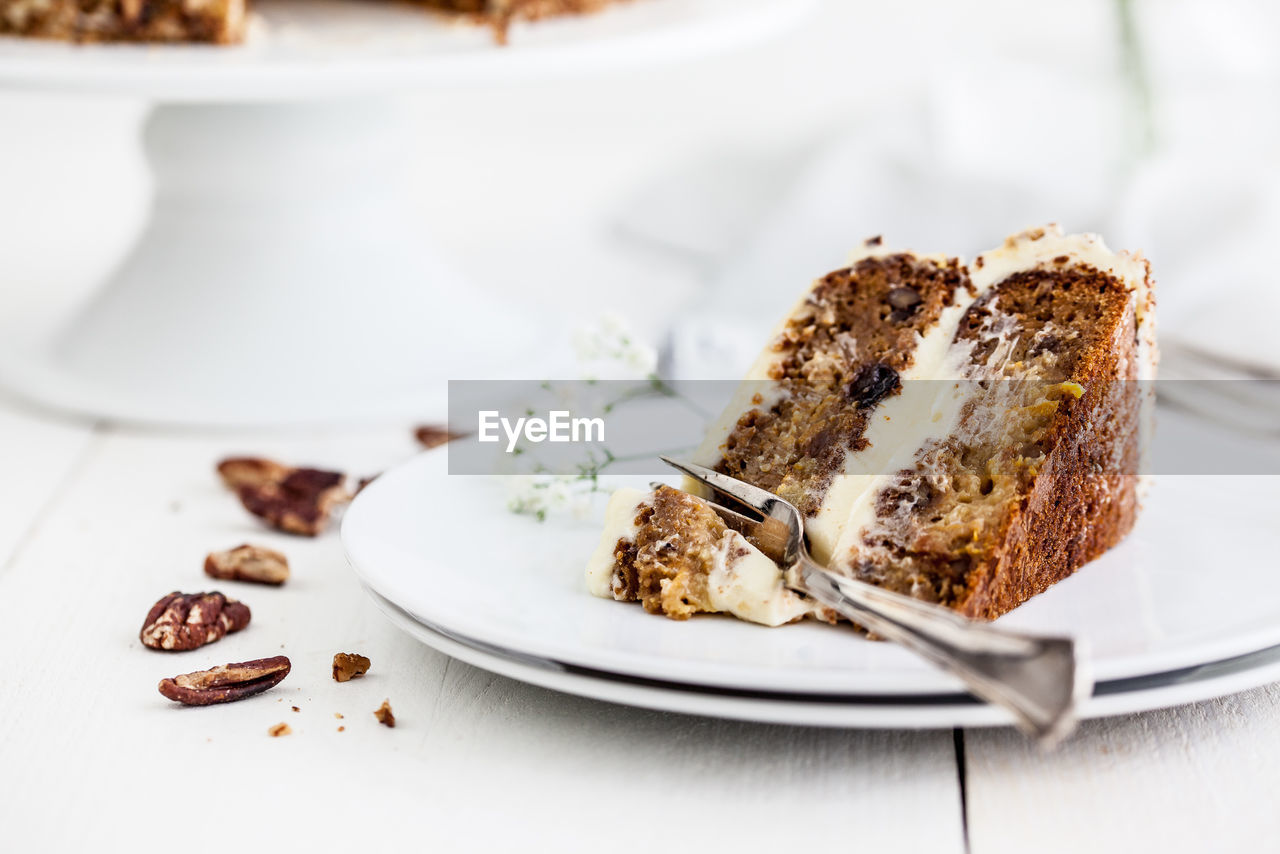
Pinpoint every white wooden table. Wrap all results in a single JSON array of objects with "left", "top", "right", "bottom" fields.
[{"left": 0, "top": 394, "right": 1275, "bottom": 853}]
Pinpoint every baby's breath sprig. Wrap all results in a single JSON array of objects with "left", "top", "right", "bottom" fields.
[{"left": 505, "top": 314, "right": 706, "bottom": 524}]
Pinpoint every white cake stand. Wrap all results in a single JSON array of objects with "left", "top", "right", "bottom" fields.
[{"left": 0, "top": 0, "right": 812, "bottom": 426}]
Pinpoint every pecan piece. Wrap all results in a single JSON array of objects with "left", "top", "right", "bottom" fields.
[
  {"left": 204, "top": 544, "right": 290, "bottom": 585},
  {"left": 239, "top": 468, "right": 350, "bottom": 537},
  {"left": 373, "top": 699, "right": 395, "bottom": 728},
  {"left": 216, "top": 456, "right": 352, "bottom": 537},
  {"left": 158, "top": 656, "right": 291, "bottom": 706},
  {"left": 414, "top": 425, "right": 465, "bottom": 450},
  {"left": 332, "top": 652, "right": 371, "bottom": 682},
  {"left": 217, "top": 457, "right": 291, "bottom": 491},
  {"left": 140, "top": 591, "right": 251, "bottom": 651}
]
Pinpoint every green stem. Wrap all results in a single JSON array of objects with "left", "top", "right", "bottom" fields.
[{"left": 1117, "top": 0, "right": 1156, "bottom": 157}]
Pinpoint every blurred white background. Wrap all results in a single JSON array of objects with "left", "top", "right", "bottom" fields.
[{"left": 1, "top": 0, "right": 1277, "bottom": 387}]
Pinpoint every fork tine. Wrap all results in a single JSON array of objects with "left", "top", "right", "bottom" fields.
[
  {"left": 658, "top": 456, "right": 783, "bottom": 517},
  {"left": 700, "top": 496, "right": 763, "bottom": 531},
  {"left": 650, "top": 479, "right": 762, "bottom": 527},
  {"left": 659, "top": 457, "right": 801, "bottom": 564}
]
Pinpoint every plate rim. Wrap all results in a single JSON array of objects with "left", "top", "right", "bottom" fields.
[{"left": 363, "top": 585, "right": 1280, "bottom": 729}]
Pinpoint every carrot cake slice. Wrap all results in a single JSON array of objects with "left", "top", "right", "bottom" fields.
[
  {"left": 0, "top": 0, "right": 625, "bottom": 43},
  {"left": 586, "top": 226, "right": 1157, "bottom": 625},
  {"left": 0, "top": 0, "right": 247, "bottom": 43}
]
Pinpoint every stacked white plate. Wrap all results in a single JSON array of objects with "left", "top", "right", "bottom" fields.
[{"left": 343, "top": 441, "right": 1280, "bottom": 728}]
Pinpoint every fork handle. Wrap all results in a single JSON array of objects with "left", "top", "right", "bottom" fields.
[{"left": 793, "top": 560, "right": 1090, "bottom": 742}]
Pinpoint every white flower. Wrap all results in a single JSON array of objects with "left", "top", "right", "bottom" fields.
[
  {"left": 505, "top": 473, "right": 605, "bottom": 523},
  {"left": 572, "top": 312, "right": 658, "bottom": 380}
]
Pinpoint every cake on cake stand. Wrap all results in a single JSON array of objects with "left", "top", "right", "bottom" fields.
[{"left": 0, "top": 0, "right": 812, "bottom": 426}]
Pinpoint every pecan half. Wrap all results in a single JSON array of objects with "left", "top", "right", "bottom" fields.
[
  {"left": 204, "top": 544, "right": 290, "bottom": 585},
  {"left": 216, "top": 456, "right": 352, "bottom": 537},
  {"left": 332, "top": 652, "right": 371, "bottom": 682},
  {"left": 414, "top": 425, "right": 465, "bottom": 450},
  {"left": 158, "top": 656, "right": 291, "bottom": 706},
  {"left": 238, "top": 469, "right": 348, "bottom": 536},
  {"left": 140, "top": 591, "right": 251, "bottom": 651},
  {"left": 245, "top": 472, "right": 350, "bottom": 538},
  {"left": 373, "top": 699, "right": 395, "bottom": 728}
]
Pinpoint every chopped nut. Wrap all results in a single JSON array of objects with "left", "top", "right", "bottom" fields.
[
  {"left": 268, "top": 723, "right": 291, "bottom": 737},
  {"left": 291, "top": 706, "right": 300, "bottom": 712},
  {"left": 414, "top": 425, "right": 464, "bottom": 449},
  {"left": 217, "top": 456, "right": 351, "bottom": 537},
  {"left": 158, "top": 656, "right": 291, "bottom": 706},
  {"left": 887, "top": 286, "right": 922, "bottom": 310},
  {"left": 373, "top": 700, "right": 395, "bottom": 728},
  {"left": 140, "top": 591, "right": 250, "bottom": 652},
  {"left": 332, "top": 652, "right": 371, "bottom": 683},
  {"left": 238, "top": 469, "right": 350, "bottom": 537},
  {"left": 217, "top": 457, "right": 291, "bottom": 491},
  {"left": 205, "top": 544, "right": 290, "bottom": 585}
]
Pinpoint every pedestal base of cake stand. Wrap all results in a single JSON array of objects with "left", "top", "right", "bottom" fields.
[{"left": 0, "top": 100, "right": 532, "bottom": 427}]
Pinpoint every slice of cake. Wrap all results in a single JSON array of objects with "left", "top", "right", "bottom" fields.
[
  {"left": 0, "top": 0, "right": 246, "bottom": 43},
  {"left": 587, "top": 226, "right": 1156, "bottom": 625},
  {"left": 418, "top": 0, "right": 626, "bottom": 44},
  {"left": 0, "top": 0, "right": 624, "bottom": 43}
]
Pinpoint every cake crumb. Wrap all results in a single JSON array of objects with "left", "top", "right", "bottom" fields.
[
  {"left": 414, "top": 425, "right": 464, "bottom": 449},
  {"left": 374, "top": 700, "right": 395, "bottom": 728},
  {"left": 268, "top": 723, "right": 292, "bottom": 737},
  {"left": 332, "top": 652, "right": 371, "bottom": 682},
  {"left": 334, "top": 712, "right": 344, "bottom": 719},
  {"left": 337, "top": 726, "right": 345, "bottom": 732},
  {"left": 291, "top": 706, "right": 300, "bottom": 712}
]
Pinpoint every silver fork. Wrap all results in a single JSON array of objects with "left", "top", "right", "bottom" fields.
[{"left": 660, "top": 456, "right": 1091, "bottom": 743}]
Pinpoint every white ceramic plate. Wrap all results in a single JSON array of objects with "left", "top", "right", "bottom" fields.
[
  {"left": 363, "top": 585, "right": 1280, "bottom": 729},
  {"left": 343, "top": 448, "right": 1280, "bottom": 697},
  {"left": 0, "top": 0, "right": 813, "bottom": 100}
]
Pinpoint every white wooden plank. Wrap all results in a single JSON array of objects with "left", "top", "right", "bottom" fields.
[
  {"left": 965, "top": 687, "right": 1280, "bottom": 854},
  {"left": 0, "top": 396, "right": 98, "bottom": 567},
  {"left": 0, "top": 424, "right": 966, "bottom": 853}
]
